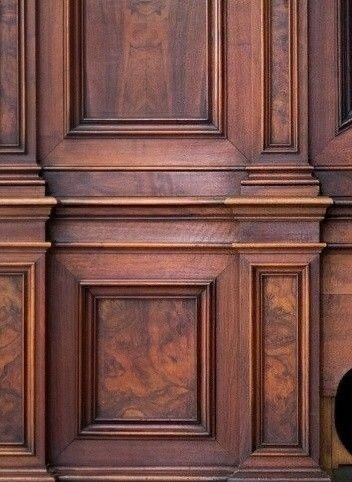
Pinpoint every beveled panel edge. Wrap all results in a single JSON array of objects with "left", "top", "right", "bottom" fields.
[
  {"left": 0, "top": 263, "right": 35, "bottom": 456},
  {"left": 64, "top": 0, "right": 225, "bottom": 138},
  {"left": 77, "top": 279, "right": 216, "bottom": 439}
]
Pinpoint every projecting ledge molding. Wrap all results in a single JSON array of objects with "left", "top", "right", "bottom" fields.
[
  {"left": 53, "top": 242, "right": 326, "bottom": 251},
  {"left": 55, "top": 196, "right": 333, "bottom": 220}
]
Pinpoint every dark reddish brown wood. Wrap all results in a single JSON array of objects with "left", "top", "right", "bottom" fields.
[{"left": 2, "top": 0, "right": 351, "bottom": 480}]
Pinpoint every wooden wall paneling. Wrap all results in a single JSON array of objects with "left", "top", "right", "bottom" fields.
[
  {"left": 0, "top": 0, "right": 44, "bottom": 197},
  {"left": 66, "top": 0, "right": 223, "bottom": 136},
  {"left": 0, "top": 1, "right": 56, "bottom": 480},
  {"left": 310, "top": 0, "right": 352, "bottom": 167},
  {"left": 37, "top": 0, "right": 259, "bottom": 199},
  {"left": 0, "top": 0, "right": 37, "bottom": 164},
  {"left": 0, "top": 248, "right": 54, "bottom": 482},
  {"left": 242, "top": 0, "right": 318, "bottom": 197},
  {"left": 47, "top": 249, "right": 238, "bottom": 480},
  {"left": 0, "top": 0, "right": 336, "bottom": 480},
  {"left": 229, "top": 248, "right": 329, "bottom": 482},
  {"left": 0, "top": 196, "right": 55, "bottom": 482}
]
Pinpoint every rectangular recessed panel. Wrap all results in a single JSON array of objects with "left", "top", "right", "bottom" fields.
[
  {"left": 261, "top": 274, "right": 299, "bottom": 446},
  {"left": 83, "top": 0, "right": 208, "bottom": 121},
  {"left": 0, "top": 274, "right": 24, "bottom": 444},
  {"left": 95, "top": 296, "right": 198, "bottom": 421},
  {"left": 0, "top": 0, "right": 20, "bottom": 147}
]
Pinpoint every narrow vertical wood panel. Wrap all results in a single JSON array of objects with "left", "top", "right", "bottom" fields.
[
  {"left": 263, "top": 0, "right": 298, "bottom": 152},
  {"left": 253, "top": 265, "right": 310, "bottom": 454},
  {"left": 0, "top": 274, "right": 24, "bottom": 444},
  {"left": 260, "top": 274, "right": 299, "bottom": 446},
  {"left": 0, "top": 0, "right": 24, "bottom": 151}
]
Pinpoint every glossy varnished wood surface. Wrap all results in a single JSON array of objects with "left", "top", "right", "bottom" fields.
[
  {"left": 95, "top": 296, "right": 197, "bottom": 421},
  {"left": 0, "top": 274, "right": 23, "bottom": 444},
  {"left": 0, "top": 0, "right": 21, "bottom": 148},
  {"left": 82, "top": 0, "right": 208, "bottom": 121},
  {"left": 0, "top": 0, "right": 349, "bottom": 480},
  {"left": 260, "top": 274, "right": 299, "bottom": 447}
]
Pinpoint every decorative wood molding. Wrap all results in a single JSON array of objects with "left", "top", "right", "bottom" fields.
[
  {"left": 53, "top": 242, "right": 326, "bottom": 251},
  {"left": 54, "top": 196, "right": 332, "bottom": 221},
  {"left": 48, "top": 252, "right": 237, "bottom": 472},
  {"left": 0, "top": 265, "right": 35, "bottom": 456},
  {"left": 0, "top": 253, "right": 55, "bottom": 482},
  {"left": 231, "top": 249, "right": 330, "bottom": 481},
  {"left": 253, "top": 268, "right": 309, "bottom": 453},
  {"left": 48, "top": 465, "right": 233, "bottom": 482},
  {"left": 64, "top": 0, "right": 224, "bottom": 137},
  {"left": 78, "top": 280, "right": 215, "bottom": 439}
]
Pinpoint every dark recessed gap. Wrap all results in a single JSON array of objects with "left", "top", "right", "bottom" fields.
[{"left": 335, "top": 368, "right": 352, "bottom": 454}]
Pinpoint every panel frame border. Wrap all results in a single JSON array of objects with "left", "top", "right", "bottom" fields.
[
  {"left": 77, "top": 279, "right": 216, "bottom": 439},
  {"left": 63, "top": 0, "right": 225, "bottom": 137},
  {"left": 0, "top": 262, "right": 35, "bottom": 457}
]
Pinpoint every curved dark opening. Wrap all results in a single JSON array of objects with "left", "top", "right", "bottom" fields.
[{"left": 336, "top": 368, "right": 352, "bottom": 454}]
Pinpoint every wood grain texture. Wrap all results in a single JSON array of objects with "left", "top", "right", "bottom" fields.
[
  {"left": 66, "top": 0, "right": 223, "bottom": 136},
  {"left": 95, "top": 297, "right": 197, "bottom": 421},
  {"left": 259, "top": 274, "right": 299, "bottom": 447},
  {"left": 262, "top": 0, "right": 298, "bottom": 152},
  {"left": 79, "top": 281, "right": 214, "bottom": 437},
  {"left": 48, "top": 251, "right": 237, "bottom": 470},
  {"left": 84, "top": 0, "right": 207, "bottom": 120},
  {"left": 0, "top": 274, "right": 23, "bottom": 444},
  {"left": 237, "top": 251, "right": 323, "bottom": 481},
  {"left": 0, "top": 0, "right": 23, "bottom": 151}
]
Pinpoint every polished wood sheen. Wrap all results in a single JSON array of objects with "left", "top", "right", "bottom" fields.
[
  {"left": 95, "top": 296, "right": 197, "bottom": 421},
  {"left": 0, "top": 0, "right": 350, "bottom": 480},
  {"left": 83, "top": 0, "right": 207, "bottom": 120},
  {"left": 259, "top": 274, "right": 299, "bottom": 447},
  {"left": 0, "top": 0, "right": 22, "bottom": 150},
  {"left": 0, "top": 274, "right": 23, "bottom": 444}
]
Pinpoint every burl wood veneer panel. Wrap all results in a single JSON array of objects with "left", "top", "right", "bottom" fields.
[
  {"left": 80, "top": 282, "right": 213, "bottom": 437},
  {"left": 0, "top": 274, "right": 24, "bottom": 444},
  {"left": 262, "top": 0, "right": 298, "bottom": 153},
  {"left": 259, "top": 274, "right": 299, "bottom": 447},
  {"left": 48, "top": 250, "right": 237, "bottom": 469},
  {"left": 95, "top": 297, "right": 197, "bottom": 420}
]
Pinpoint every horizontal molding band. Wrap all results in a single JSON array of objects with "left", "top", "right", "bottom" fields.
[
  {"left": 53, "top": 242, "right": 326, "bottom": 251},
  {"left": 43, "top": 166, "right": 247, "bottom": 172},
  {"left": 57, "top": 196, "right": 332, "bottom": 207},
  {"left": 326, "top": 243, "right": 352, "bottom": 249},
  {"left": 0, "top": 242, "right": 52, "bottom": 249},
  {"left": 0, "top": 197, "right": 57, "bottom": 206}
]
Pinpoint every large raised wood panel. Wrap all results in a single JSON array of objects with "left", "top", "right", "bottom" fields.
[
  {"left": 0, "top": 0, "right": 349, "bottom": 481},
  {"left": 48, "top": 250, "right": 237, "bottom": 480},
  {"left": 67, "top": 0, "right": 222, "bottom": 136}
]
